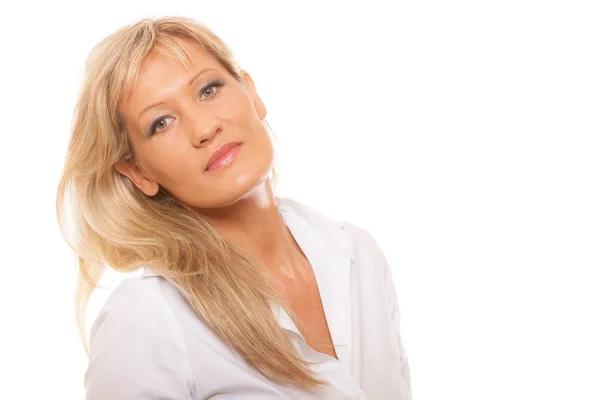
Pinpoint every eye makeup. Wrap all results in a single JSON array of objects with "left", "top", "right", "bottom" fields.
[{"left": 146, "top": 79, "right": 225, "bottom": 137}]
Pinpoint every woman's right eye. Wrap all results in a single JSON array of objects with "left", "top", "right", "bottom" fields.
[{"left": 149, "top": 116, "right": 174, "bottom": 136}]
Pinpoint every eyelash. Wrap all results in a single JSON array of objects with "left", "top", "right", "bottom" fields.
[{"left": 148, "top": 79, "right": 225, "bottom": 136}]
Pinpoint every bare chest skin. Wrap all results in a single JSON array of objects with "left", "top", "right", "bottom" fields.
[{"left": 277, "top": 259, "right": 338, "bottom": 360}]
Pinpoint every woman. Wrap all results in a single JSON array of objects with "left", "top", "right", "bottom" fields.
[{"left": 56, "top": 16, "right": 411, "bottom": 399}]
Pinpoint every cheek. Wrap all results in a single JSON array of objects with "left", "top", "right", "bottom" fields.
[
  {"left": 227, "top": 91, "right": 262, "bottom": 126},
  {"left": 146, "top": 146, "right": 200, "bottom": 182},
  {"left": 244, "top": 130, "right": 275, "bottom": 173}
]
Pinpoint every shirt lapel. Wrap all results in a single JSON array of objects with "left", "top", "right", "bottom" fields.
[{"left": 278, "top": 200, "right": 354, "bottom": 371}]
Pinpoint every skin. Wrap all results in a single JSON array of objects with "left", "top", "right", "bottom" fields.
[{"left": 114, "top": 37, "right": 337, "bottom": 359}]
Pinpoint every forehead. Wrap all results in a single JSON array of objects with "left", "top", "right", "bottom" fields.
[{"left": 122, "top": 38, "right": 221, "bottom": 116}]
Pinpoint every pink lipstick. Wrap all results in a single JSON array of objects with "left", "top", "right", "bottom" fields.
[{"left": 205, "top": 142, "right": 242, "bottom": 172}]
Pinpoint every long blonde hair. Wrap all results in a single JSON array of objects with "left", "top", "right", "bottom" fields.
[{"left": 56, "top": 16, "right": 326, "bottom": 390}]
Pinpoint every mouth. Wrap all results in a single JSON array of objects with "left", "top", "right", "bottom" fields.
[{"left": 205, "top": 141, "right": 243, "bottom": 172}]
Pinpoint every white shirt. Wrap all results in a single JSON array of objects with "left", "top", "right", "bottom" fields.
[{"left": 85, "top": 197, "right": 412, "bottom": 399}]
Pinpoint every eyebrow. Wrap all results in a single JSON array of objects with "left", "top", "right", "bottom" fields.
[{"left": 138, "top": 67, "right": 217, "bottom": 118}]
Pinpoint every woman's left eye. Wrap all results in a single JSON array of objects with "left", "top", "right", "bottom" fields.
[{"left": 200, "top": 80, "right": 225, "bottom": 100}]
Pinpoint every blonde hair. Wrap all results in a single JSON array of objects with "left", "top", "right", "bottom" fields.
[{"left": 56, "top": 16, "right": 326, "bottom": 390}]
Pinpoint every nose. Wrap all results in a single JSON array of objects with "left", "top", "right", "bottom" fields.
[{"left": 190, "top": 114, "right": 223, "bottom": 148}]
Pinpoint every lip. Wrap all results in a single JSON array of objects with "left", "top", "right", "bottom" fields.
[{"left": 205, "top": 141, "right": 243, "bottom": 172}]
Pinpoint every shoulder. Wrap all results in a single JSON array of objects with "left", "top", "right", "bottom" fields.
[
  {"left": 89, "top": 276, "right": 193, "bottom": 356},
  {"left": 85, "top": 277, "right": 197, "bottom": 398},
  {"left": 90, "top": 277, "right": 172, "bottom": 338},
  {"left": 339, "top": 220, "right": 391, "bottom": 285}
]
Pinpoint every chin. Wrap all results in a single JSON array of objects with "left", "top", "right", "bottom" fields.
[{"left": 192, "top": 164, "right": 273, "bottom": 209}]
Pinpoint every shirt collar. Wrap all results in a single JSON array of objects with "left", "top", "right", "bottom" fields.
[
  {"left": 276, "top": 198, "right": 354, "bottom": 366},
  {"left": 140, "top": 198, "right": 355, "bottom": 363}
]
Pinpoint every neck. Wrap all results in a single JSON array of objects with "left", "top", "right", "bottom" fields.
[{"left": 196, "top": 182, "right": 304, "bottom": 278}]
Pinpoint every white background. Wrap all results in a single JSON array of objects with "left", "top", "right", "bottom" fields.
[{"left": 1, "top": 1, "right": 598, "bottom": 399}]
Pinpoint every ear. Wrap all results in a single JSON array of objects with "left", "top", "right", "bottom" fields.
[
  {"left": 241, "top": 70, "right": 267, "bottom": 121},
  {"left": 114, "top": 159, "right": 160, "bottom": 196}
]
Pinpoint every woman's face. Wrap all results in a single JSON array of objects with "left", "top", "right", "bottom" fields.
[{"left": 115, "top": 37, "right": 274, "bottom": 209}]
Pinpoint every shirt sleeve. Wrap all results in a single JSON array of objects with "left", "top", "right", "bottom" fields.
[
  {"left": 382, "top": 252, "right": 413, "bottom": 400},
  {"left": 84, "top": 280, "right": 197, "bottom": 399}
]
